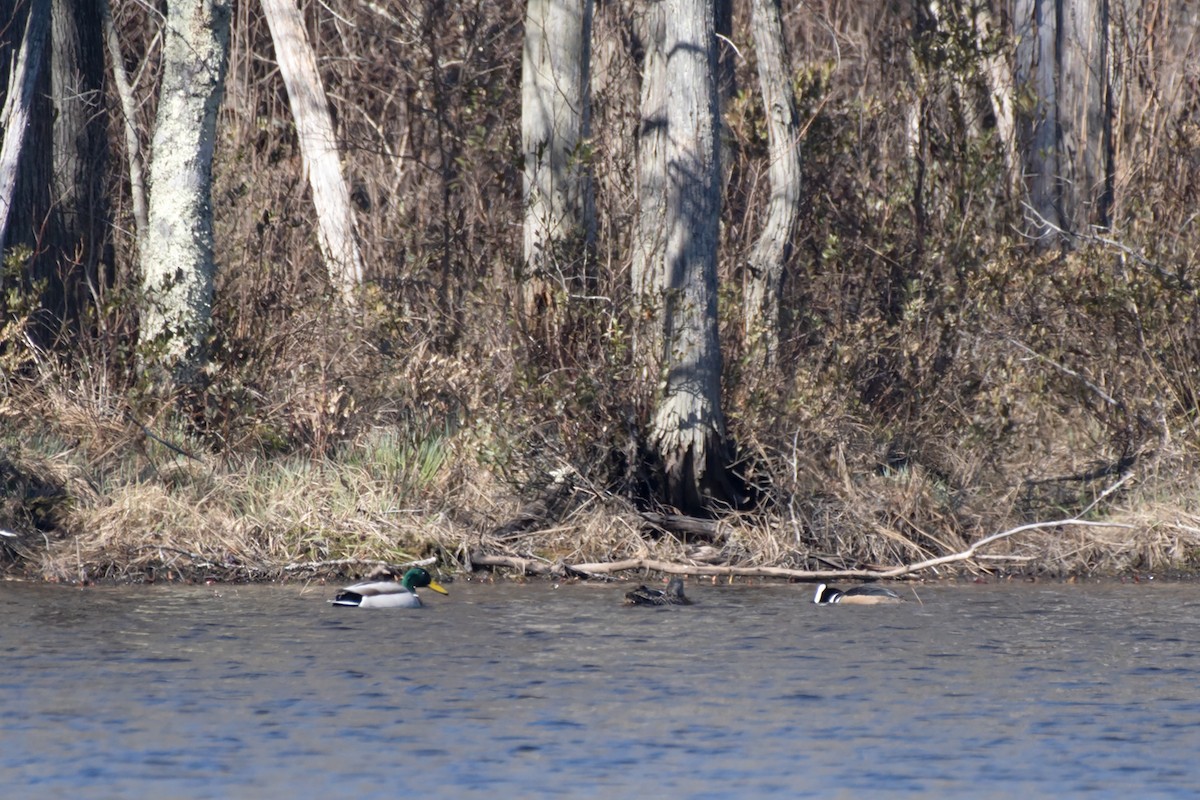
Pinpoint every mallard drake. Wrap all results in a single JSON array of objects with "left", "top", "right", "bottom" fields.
[
  {"left": 813, "top": 582, "right": 903, "bottom": 605},
  {"left": 624, "top": 577, "right": 691, "bottom": 606},
  {"left": 330, "top": 567, "right": 449, "bottom": 608}
]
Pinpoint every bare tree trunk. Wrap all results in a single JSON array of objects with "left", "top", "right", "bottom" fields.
[
  {"left": 0, "top": 0, "right": 50, "bottom": 253},
  {"left": 1014, "top": 0, "right": 1114, "bottom": 245},
  {"left": 49, "top": 0, "right": 108, "bottom": 318},
  {"left": 1015, "top": 0, "right": 1061, "bottom": 241},
  {"left": 1058, "top": 0, "right": 1112, "bottom": 232},
  {"left": 743, "top": 0, "right": 800, "bottom": 372},
  {"left": 138, "top": 0, "right": 231, "bottom": 387},
  {"left": 520, "top": 0, "right": 594, "bottom": 340},
  {"left": 260, "top": 0, "right": 364, "bottom": 305},
  {"left": 638, "top": 0, "right": 734, "bottom": 512},
  {"left": 978, "top": 1, "right": 1019, "bottom": 198},
  {"left": 632, "top": 0, "right": 669, "bottom": 377}
]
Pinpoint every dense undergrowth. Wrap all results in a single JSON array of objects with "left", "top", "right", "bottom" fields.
[{"left": 2, "top": 0, "right": 1200, "bottom": 582}]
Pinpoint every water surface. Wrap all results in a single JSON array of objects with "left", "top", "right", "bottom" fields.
[{"left": 2, "top": 579, "right": 1199, "bottom": 797}]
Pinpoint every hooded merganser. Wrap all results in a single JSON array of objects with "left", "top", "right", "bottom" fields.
[
  {"left": 330, "top": 567, "right": 449, "bottom": 608},
  {"left": 813, "top": 582, "right": 903, "bottom": 605},
  {"left": 624, "top": 577, "right": 692, "bottom": 606}
]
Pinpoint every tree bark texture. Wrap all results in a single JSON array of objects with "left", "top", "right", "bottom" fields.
[
  {"left": 977, "top": 1, "right": 1019, "bottom": 198},
  {"left": 520, "top": 0, "right": 594, "bottom": 332},
  {"left": 743, "top": 0, "right": 800, "bottom": 371},
  {"left": 49, "top": 0, "right": 108, "bottom": 314},
  {"left": 1014, "top": 0, "right": 1060, "bottom": 239},
  {"left": 138, "top": 0, "right": 231, "bottom": 386},
  {"left": 1014, "top": 0, "right": 1113, "bottom": 245},
  {"left": 632, "top": 0, "right": 669, "bottom": 376},
  {"left": 1057, "top": 0, "right": 1112, "bottom": 231},
  {"left": 638, "top": 0, "right": 732, "bottom": 512},
  {"left": 0, "top": 0, "right": 50, "bottom": 253},
  {"left": 260, "top": 0, "right": 365, "bottom": 305}
]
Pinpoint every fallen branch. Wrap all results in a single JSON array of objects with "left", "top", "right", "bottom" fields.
[
  {"left": 639, "top": 511, "right": 727, "bottom": 542},
  {"left": 867, "top": 518, "right": 1131, "bottom": 579},
  {"left": 470, "top": 517, "right": 1133, "bottom": 581},
  {"left": 468, "top": 553, "right": 558, "bottom": 575}
]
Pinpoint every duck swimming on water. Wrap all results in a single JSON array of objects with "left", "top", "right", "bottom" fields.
[
  {"left": 813, "top": 583, "right": 903, "bottom": 605},
  {"left": 331, "top": 567, "right": 449, "bottom": 608},
  {"left": 624, "top": 577, "right": 691, "bottom": 606}
]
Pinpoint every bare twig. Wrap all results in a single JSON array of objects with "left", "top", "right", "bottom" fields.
[
  {"left": 1005, "top": 336, "right": 1120, "bottom": 407},
  {"left": 128, "top": 413, "right": 204, "bottom": 461},
  {"left": 1018, "top": 201, "right": 1192, "bottom": 290}
]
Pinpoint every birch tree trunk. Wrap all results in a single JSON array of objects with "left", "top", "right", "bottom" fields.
[
  {"left": 138, "top": 0, "right": 231, "bottom": 387},
  {"left": 743, "top": 0, "right": 800, "bottom": 372},
  {"left": 0, "top": 0, "right": 50, "bottom": 254},
  {"left": 638, "top": 0, "right": 734, "bottom": 512},
  {"left": 520, "top": 0, "right": 594, "bottom": 337},
  {"left": 260, "top": 0, "right": 364, "bottom": 305}
]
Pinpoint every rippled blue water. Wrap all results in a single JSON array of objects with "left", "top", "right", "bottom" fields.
[{"left": 2, "top": 579, "right": 1199, "bottom": 797}]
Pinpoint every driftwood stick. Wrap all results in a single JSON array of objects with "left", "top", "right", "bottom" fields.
[
  {"left": 468, "top": 553, "right": 558, "bottom": 575},
  {"left": 639, "top": 512, "right": 726, "bottom": 541}
]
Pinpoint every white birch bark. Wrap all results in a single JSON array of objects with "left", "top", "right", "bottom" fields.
[
  {"left": 0, "top": 0, "right": 50, "bottom": 252},
  {"left": 520, "top": 0, "right": 594, "bottom": 325},
  {"left": 744, "top": 0, "right": 800, "bottom": 371},
  {"left": 260, "top": 0, "right": 364, "bottom": 305},
  {"left": 138, "top": 0, "right": 231, "bottom": 385}
]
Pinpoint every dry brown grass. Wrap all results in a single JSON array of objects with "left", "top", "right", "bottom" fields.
[
  {"left": 5, "top": 0, "right": 1200, "bottom": 582},
  {"left": 9, "top": 239, "right": 1200, "bottom": 585},
  {"left": 4, "top": 391, "right": 1200, "bottom": 585}
]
